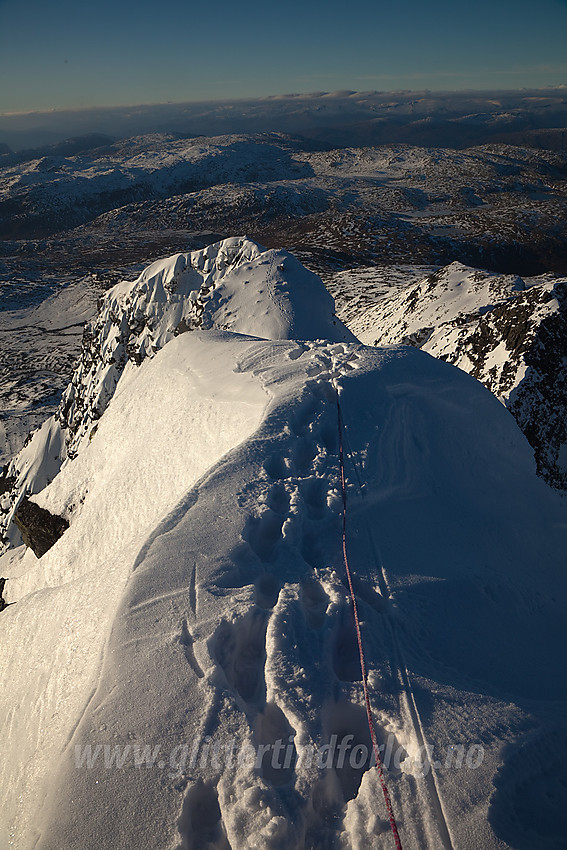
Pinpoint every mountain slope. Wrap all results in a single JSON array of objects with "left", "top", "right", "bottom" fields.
[
  {"left": 331, "top": 261, "right": 567, "bottom": 488},
  {"left": 0, "top": 278, "right": 100, "bottom": 465},
  {"left": 1, "top": 242, "right": 566, "bottom": 850},
  {"left": 0, "top": 236, "right": 354, "bottom": 550}
]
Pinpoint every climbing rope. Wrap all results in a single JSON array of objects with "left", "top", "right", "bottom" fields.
[{"left": 335, "top": 386, "right": 403, "bottom": 850}]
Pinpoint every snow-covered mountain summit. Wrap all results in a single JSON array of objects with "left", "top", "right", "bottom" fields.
[
  {"left": 0, "top": 237, "right": 354, "bottom": 549},
  {"left": 1, "top": 239, "right": 566, "bottom": 850}
]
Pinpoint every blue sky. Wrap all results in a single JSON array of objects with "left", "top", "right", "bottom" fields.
[{"left": 1, "top": 0, "right": 567, "bottom": 113}]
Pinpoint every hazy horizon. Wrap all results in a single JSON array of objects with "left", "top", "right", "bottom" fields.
[
  {"left": 3, "top": 82, "right": 567, "bottom": 118},
  {"left": 1, "top": 87, "right": 567, "bottom": 151},
  {"left": 1, "top": 0, "right": 566, "bottom": 115}
]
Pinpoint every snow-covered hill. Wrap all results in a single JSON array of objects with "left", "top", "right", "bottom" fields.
[
  {"left": 0, "top": 133, "right": 315, "bottom": 237},
  {"left": 330, "top": 262, "right": 567, "bottom": 488},
  {"left": 0, "top": 237, "right": 354, "bottom": 549},
  {"left": 2, "top": 132, "right": 566, "bottom": 278},
  {"left": 1, "top": 239, "right": 566, "bottom": 850}
]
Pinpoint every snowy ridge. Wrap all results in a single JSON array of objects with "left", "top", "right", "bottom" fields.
[
  {"left": 332, "top": 261, "right": 567, "bottom": 488},
  {"left": 59, "top": 233, "right": 352, "bottom": 462},
  {"left": 1, "top": 240, "right": 566, "bottom": 850},
  {"left": 58, "top": 237, "right": 264, "bottom": 459},
  {"left": 1, "top": 330, "right": 566, "bottom": 850},
  {"left": 0, "top": 236, "right": 353, "bottom": 549}
]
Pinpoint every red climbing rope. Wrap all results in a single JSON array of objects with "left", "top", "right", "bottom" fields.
[{"left": 336, "top": 388, "right": 403, "bottom": 850}]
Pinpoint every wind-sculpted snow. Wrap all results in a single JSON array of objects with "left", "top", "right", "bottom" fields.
[
  {"left": 331, "top": 261, "right": 567, "bottom": 488},
  {"left": 0, "top": 236, "right": 353, "bottom": 549},
  {"left": 1, "top": 329, "right": 566, "bottom": 850},
  {"left": 58, "top": 234, "right": 352, "bottom": 459},
  {"left": 1, "top": 239, "right": 566, "bottom": 849}
]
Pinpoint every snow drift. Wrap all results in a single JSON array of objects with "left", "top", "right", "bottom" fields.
[{"left": 1, "top": 240, "right": 566, "bottom": 850}]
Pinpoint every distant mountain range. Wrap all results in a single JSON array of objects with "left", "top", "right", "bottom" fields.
[
  {"left": 0, "top": 134, "right": 113, "bottom": 167},
  {"left": 1, "top": 88, "right": 567, "bottom": 151},
  {"left": 1, "top": 131, "right": 566, "bottom": 278}
]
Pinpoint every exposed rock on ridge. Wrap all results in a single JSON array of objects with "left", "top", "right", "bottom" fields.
[
  {"left": 332, "top": 261, "right": 567, "bottom": 488},
  {"left": 13, "top": 497, "right": 69, "bottom": 558}
]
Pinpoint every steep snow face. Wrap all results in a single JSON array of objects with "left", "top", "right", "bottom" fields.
[
  {"left": 0, "top": 237, "right": 354, "bottom": 549},
  {"left": 0, "top": 332, "right": 565, "bottom": 850},
  {"left": 332, "top": 261, "right": 567, "bottom": 488},
  {"left": 0, "top": 332, "right": 270, "bottom": 850}
]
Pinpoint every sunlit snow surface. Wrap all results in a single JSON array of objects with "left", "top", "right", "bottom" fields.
[
  {"left": 0, "top": 237, "right": 354, "bottom": 549},
  {"left": 329, "top": 262, "right": 567, "bottom": 489},
  {"left": 1, "top": 242, "right": 566, "bottom": 850}
]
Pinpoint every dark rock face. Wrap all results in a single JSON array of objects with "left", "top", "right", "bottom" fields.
[
  {"left": 0, "top": 577, "right": 7, "bottom": 612},
  {"left": 507, "top": 292, "right": 567, "bottom": 489},
  {"left": 0, "top": 467, "right": 15, "bottom": 497},
  {"left": 439, "top": 281, "right": 567, "bottom": 488},
  {"left": 13, "top": 497, "right": 69, "bottom": 558}
]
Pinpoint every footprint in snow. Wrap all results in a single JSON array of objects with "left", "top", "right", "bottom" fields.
[
  {"left": 213, "top": 608, "right": 268, "bottom": 704},
  {"left": 177, "top": 780, "right": 231, "bottom": 850}
]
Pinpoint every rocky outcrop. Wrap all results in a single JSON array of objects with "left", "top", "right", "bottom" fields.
[
  {"left": 0, "top": 467, "right": 15, "bottom": 497},
  {"left": 333, "top": 262, "right": 567, "bottom": 488},
  {"left": 13, "top": 497, "right": 69, "bottom": 558}
]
